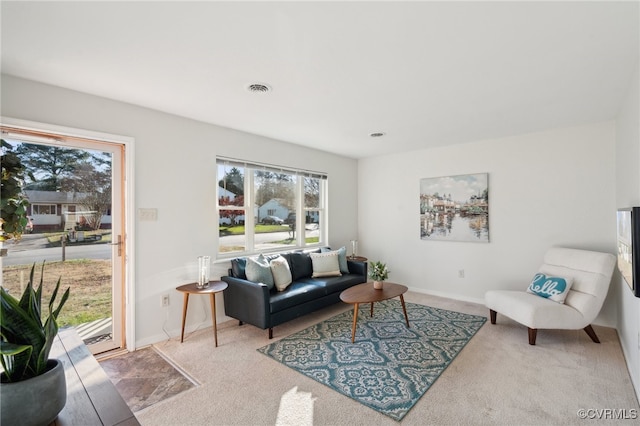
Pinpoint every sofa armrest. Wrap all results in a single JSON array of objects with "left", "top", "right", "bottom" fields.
[
  {"left": 347, "top": 260, "right": 367, "bottom": 277},
  {"left": 221, "top": 276, "right": 271, "bottom": 329}
]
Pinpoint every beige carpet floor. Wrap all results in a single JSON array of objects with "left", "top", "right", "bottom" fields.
[{"left": 136, "top": 292, "right": 639, "bottom": 425}]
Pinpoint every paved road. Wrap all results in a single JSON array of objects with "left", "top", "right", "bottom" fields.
[
  {"left": 220, "top": 226, "right": 320, "bottom": 247},
  {"left": 3, "top": 226, "right": 320, "bottom": 266},
  {"left": 2, "top": 235, "right": 111, "bottom": 266}
]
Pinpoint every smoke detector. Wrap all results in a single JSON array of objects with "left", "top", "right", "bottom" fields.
[{"left": 246, "top": 83, "right": 272, "bottom": 93}]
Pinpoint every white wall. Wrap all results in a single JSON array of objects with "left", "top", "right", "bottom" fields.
[
  {"left": 1, "top": 75, "right": 359, "bottom": 347},
  {"left": 358, "top": 122, "right": 618, "bottom": 326},
  {"left": 615, "top": 63, "right": 640, "bottom": 401}
]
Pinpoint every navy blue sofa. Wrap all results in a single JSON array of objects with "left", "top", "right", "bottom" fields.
[{"left": 222, "top": 249, "right": 367, "bottom": 338}]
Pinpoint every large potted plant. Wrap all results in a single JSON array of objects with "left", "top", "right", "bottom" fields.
[{"left": 0, "top": 262, "right": 70, "bottom": 426}]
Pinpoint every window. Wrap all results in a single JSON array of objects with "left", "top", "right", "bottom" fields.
[
  {"left": 217, "top": 158, "right": 327, "bottom": 257},
  {"left": 32, "top": 204, "right": 57, "bottom": 215}
]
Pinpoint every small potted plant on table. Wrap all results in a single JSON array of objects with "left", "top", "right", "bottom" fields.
[
  {"left": 369, "top": 261, "right": 389, "bottom": 290},
  {"left": 0, "top": 262, "right": 70, "bottom": 426}
]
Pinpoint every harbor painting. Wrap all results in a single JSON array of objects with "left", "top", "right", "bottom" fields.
[{"left": 420, "top": 173, "right": 489, "bottom": 242}]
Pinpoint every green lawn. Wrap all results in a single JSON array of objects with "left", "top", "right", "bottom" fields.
[{"left": 220, "top": 224, "right": 290, "bottom": 235}]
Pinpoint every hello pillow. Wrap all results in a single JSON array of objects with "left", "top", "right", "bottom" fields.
[
  {"left": 526, "top": 273, "right": 573, "bottom": 304},
  {"left": 310, "top": 251, "right": 342, "bottom": 278}
]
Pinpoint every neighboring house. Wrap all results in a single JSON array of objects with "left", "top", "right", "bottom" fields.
[
  {"left": 218, "top": 186, "right": 236, "bottom": 200},
  {"left": 25, "top": 190, "right": 112, "bottom": 231},
  {"left": 257, "top": 198, "right": 290, "bottom": 223}
]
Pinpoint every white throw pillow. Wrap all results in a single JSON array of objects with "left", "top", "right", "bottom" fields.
[
  {"left": 270, "top": 256, "right": 293, "bottom": 291},
  {"left": 526, "top": 273, "right": 573, "bottom": 304},
  {"left": 310, "top": 251, "right": 342, "bottom": 278},
  {"left": 245, "top": 254, "right": 275, "bottom": 290},
  {"left": 321, "top": 247, "right": 350, "bottom": 274}
]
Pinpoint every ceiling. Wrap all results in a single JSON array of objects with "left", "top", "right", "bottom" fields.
[{"left": 1, "top": 1, "right": 638, "bottom": 159}]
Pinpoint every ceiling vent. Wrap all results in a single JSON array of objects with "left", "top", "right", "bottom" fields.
[{"left": 246, "top": 83, "right": 272, "bottom": 93}]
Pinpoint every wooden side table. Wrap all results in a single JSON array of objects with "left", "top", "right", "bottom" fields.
[
  {"left": 347, "top": 255, "right": 368, "bottom": 262},
  {"left": 176, "top": 281, "right": 228, "bottom": 347}
]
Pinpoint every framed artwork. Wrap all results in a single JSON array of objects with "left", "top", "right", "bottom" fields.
[
  {"left": 420, "top": 173, "right": 489, "bottom": 242},
  {"left": 617, "top": 207, "right": 640, "bottom": 297}
]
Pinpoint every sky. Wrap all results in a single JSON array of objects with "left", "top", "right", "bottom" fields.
[{"left": 420, "top": 173, "right": 487, "bottom": 203}]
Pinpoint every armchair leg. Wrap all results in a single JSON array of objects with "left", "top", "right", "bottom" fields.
[
  {"left": 528, "top": 328, "right": 537, "bottom": 345},
  {"left": 238, "top": 320, "right": 243, "bottom": 326},
  {"left": 268, "top": 328, "right": 273, "bottom": 339},
  {"left": 583, "top": 325, "right": 601, "bottom": 343},
  {"left": 489, "top": 309, "right": 497, "bottom": 324}
]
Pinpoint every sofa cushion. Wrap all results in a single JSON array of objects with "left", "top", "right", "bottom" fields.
[
  {"left": 297, "top": 275, "right": 365, "bottom": 295},
  {"left": 270, "top": 281, "right": 327, "bottom": 313},
  {"left": 246, "top": 254, "right": 275, "bottom": 290},
  {"left": 231, "top": 257, "right": 247, "bottom": 280},
  {"left": 270, "top": 256, "right": 293, "bottom": 292},
  {"left": 310, "top": 251, "right": 342, "bottom": 278},
  {"left": 288, "top": 252, "right": 314, "bottom": 280},
  {"left": 526, "top": 273, "right": 573, "bottom": 304}
]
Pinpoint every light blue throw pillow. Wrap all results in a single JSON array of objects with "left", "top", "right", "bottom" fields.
[
  {"left": 526, "top": 273, "right": 573, "bottom": 304},
  {"left": 246, "top": 254, "right": 275, "bottom": 290}
]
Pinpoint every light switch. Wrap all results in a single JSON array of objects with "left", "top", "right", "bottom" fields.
[{"left": 139, "top": 208, "right": 158, "bottom": 221}]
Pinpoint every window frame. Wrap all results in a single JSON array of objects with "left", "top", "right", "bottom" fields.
[
  {"left": 32, "top": 204, "right": 57, "bottom": 215},
  {"left": 216, "top": 157, "right": 328, "bottom": 259}
]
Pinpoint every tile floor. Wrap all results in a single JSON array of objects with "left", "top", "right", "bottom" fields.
[{"left": 99, "top": 347, "right": 197, "bottom": 412}]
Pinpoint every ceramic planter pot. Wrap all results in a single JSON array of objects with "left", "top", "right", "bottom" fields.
[
  {"left": 373, "top": 280, "right": 384, "bottom": 290},
  {"left": 1, "top": 359, "right": 67, "bottom": 426}
]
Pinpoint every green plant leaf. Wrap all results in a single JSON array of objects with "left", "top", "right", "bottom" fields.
[
  {"left": 0, "top": 262, "right": 69, "bottom": 381},
  {"left": 0, "top": 341, "right": 33, "bottom": 382}
]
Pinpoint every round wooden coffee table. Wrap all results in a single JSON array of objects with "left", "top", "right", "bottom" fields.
[{"left": 339, "top": 282, "right": 410, "bottom": 343}]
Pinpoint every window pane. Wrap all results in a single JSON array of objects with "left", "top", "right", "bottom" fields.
[
  {"left": 218, "top": 164, "right": 244, "bottom": 206},
  {"left": 305, "top": 211, "right": 321, "bottom": 245},
  {"left": 216, "top": 158, "right": 327, "bottom": 257},
  {"left": 254, "top": 170, "right": 297, "bottom": 250},
  {"left": 219, "top": 209, "right": 246, "bottom": 254},
  {"left": 304, "top": 177, "right": 320, "bottom": 208},
  {"left": 34, "top": 204, "right": 56, "bottom": 215}
]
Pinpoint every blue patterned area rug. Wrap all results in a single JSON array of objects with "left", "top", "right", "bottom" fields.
[{"left": 258, "top": 300, "right": 486, "bottom": 421}]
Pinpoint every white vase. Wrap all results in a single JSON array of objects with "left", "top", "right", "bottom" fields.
[{"left": 373, "top": 280, "right": 383, "bottom": 290}]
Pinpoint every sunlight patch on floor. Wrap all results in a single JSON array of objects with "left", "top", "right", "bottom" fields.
[{"left": 276, "top": 386, "right": 316, "bottom": 426}]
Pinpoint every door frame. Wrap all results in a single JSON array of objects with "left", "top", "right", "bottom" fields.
[{"left": 1, "top": 116, "right": 136, "bottom": 351}]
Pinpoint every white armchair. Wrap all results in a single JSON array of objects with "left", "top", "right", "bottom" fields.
[{"left": 485, "top": 247, "right": 616, "bottom": 345}]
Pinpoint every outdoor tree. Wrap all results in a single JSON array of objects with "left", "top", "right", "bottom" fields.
[
  {"left": 0, "top": 139, "right": 30, "bottom": 240},
  {"left": 61, "top": 153, "right": 112, "bottom": 230},
  {"left": 219, "top": 195, "right": 245, "bottom": 226},
  {"left": 304, "top": 177, "right": 320, "bottom": 208},
  {"left": 14, "top": 142, "right": 112, "bottom": 231},
  {"left": 15, "top": 143, "right": 91, "bottom": 191},
  {"left": 218, "top": 167, "right": 244, "bottom": 196},
  {"left": 254, "top": 171, "right": 295, "bottom": 207}
]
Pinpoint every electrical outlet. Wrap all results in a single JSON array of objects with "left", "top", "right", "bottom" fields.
[
  {"left": 161, "top": 294, "right": 170, "bottom": 307},
  {"left": 458, "top": 269, "right": 465, "bottom": 278}
]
